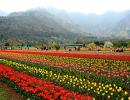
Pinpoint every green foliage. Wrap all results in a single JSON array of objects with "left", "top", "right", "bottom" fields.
[
  {"left": 87, "top": 43, "right": 97, "bottom": 50},
  {"left": 94, "top": 41, "right": 104, "bottom": 47},
  {"left": 128, "top": 40, "right": 130, "bottom": 47},
  {"left": 113, "top": 40, "right": 128, "bottom": 47},
  {"left": 55, "top": 44, "right": 60, "bottom": 50}
]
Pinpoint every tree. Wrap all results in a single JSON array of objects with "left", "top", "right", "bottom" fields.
[
  {"left": 128, "top": 40, "right": 130, "bottom": 47},
  {"left": 40, "top": 45, "right": 47, "bottom": 50},
  {"left": 47, "top": 41, "right": 56, "bottom": 49},
  {"left": 0, "top": 34, "right": 4, "bottom": 42},
  {"left": 47, "top": 41, "right": 61, "bottom": 50},
  {"left": 55, "top": 44, "right": 60, "bottom": 50},
  {"left": 113, "top": 41, "right": 128, "bottom": 48},
  {"left": 32, "top": 41, "right": 41, "bottom": 50},
  {"left": 0, "top": 34, "right": 4, "bottom": 49},
  {"left": 4, "top": 42, "right": 10, "bottom": 49},
  {"left": 26, "top": 41, "right": 32, "bottom": 50},
  {"left": 104, "top": 41, "right": 113, "bottom": 48},
  {"left": 77, "top": 47, "right": 80, "bottom": 51},
  {"left": 20, "top": 43, "right": 24, "bottom": 50},
  {"left": 94, "top": 41, "right": 104, "bottom": 47},
  {"left": 7, "top": 39, "right": 18, "bottom": 50},
  {"left": 87, "top": 43, "right": 96, "bottom": 51}
]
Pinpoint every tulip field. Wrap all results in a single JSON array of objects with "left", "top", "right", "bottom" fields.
[{"left": 0, "top": 50, "right": 130, "bottom": 100}]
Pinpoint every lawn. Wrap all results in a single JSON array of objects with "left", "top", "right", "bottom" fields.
[
  {"left": 0, "top": 82, "right": 23, "bottom": 100},
  {"left": 0, "top": 88, "right": 9, "bottom": 100}
]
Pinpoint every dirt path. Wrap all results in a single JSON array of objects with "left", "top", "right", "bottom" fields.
[{"left": 0, "top": 82, "right": 24, "bottom": 100}]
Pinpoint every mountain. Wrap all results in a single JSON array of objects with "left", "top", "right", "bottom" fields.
[
  {"left": 46, "top": 7, "right": 129, "bottom": 37},
  {"left": 0, "top": 7, "right": 130, "bottom": 43},
  {"left": 0, "top": 8, "right": 87, "bottom": 42},
  {"left": 113, "top": 11, "right": 130, "bottom": 38}
]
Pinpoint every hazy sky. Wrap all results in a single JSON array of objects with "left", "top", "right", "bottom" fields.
[{"left": 0, "top": 0, "right": 130, "bottom": 14}]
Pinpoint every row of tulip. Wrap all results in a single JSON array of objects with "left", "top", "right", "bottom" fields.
[
  {"left": 1, "top": 50, "right": 130, "bottom": 61},
  {"left": 0, "top": 64, "right": 92, "bottom": 100},
  {"left": 0, "top": 58, "right": 129, "bottom": 99},
  {"left": 0, "top": 52, "right": 130, "bottom": 79}
]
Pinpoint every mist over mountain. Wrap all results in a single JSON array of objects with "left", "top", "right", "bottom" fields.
[
  {"left": 0, "top": 7, "right": 130, "bottom": 43},
  {"left": 0, "top": 10, "right": 9, "bottom": 16},
  {"left": 46, "top": 7, "right": 130, "bottom": 38},
  {"left": 113, "top": 11, "right": 130, "bottom": 38},
  {"left": 0, "top": 8, "right": 85, "bottom": 42}
]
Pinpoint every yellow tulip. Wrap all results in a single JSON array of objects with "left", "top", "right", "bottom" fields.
[
  {"left": 108, "top": 95, "right": 110, "bottom": 98},
  {"left": 124, "top": 91, "right": 128, "bottom": 95},
  {"left": 111, "top": 92, "right": 113, "bottom": 95},
  {"left": 121, "top": 98, "right": 124, "bottom": 100}
]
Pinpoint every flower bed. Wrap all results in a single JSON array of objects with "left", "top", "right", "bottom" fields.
[
  {"left": 0, "top": 58, "right": 129, "bottom": 99},
  {"left": 0, "top": 50, "right": 130, "bottom": 99},
  {"left": 0, "top": 52, "right": 130, "bottom": 79},
  {"left": 0, "top": 64, "right": 92, "bottom": 100}
]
